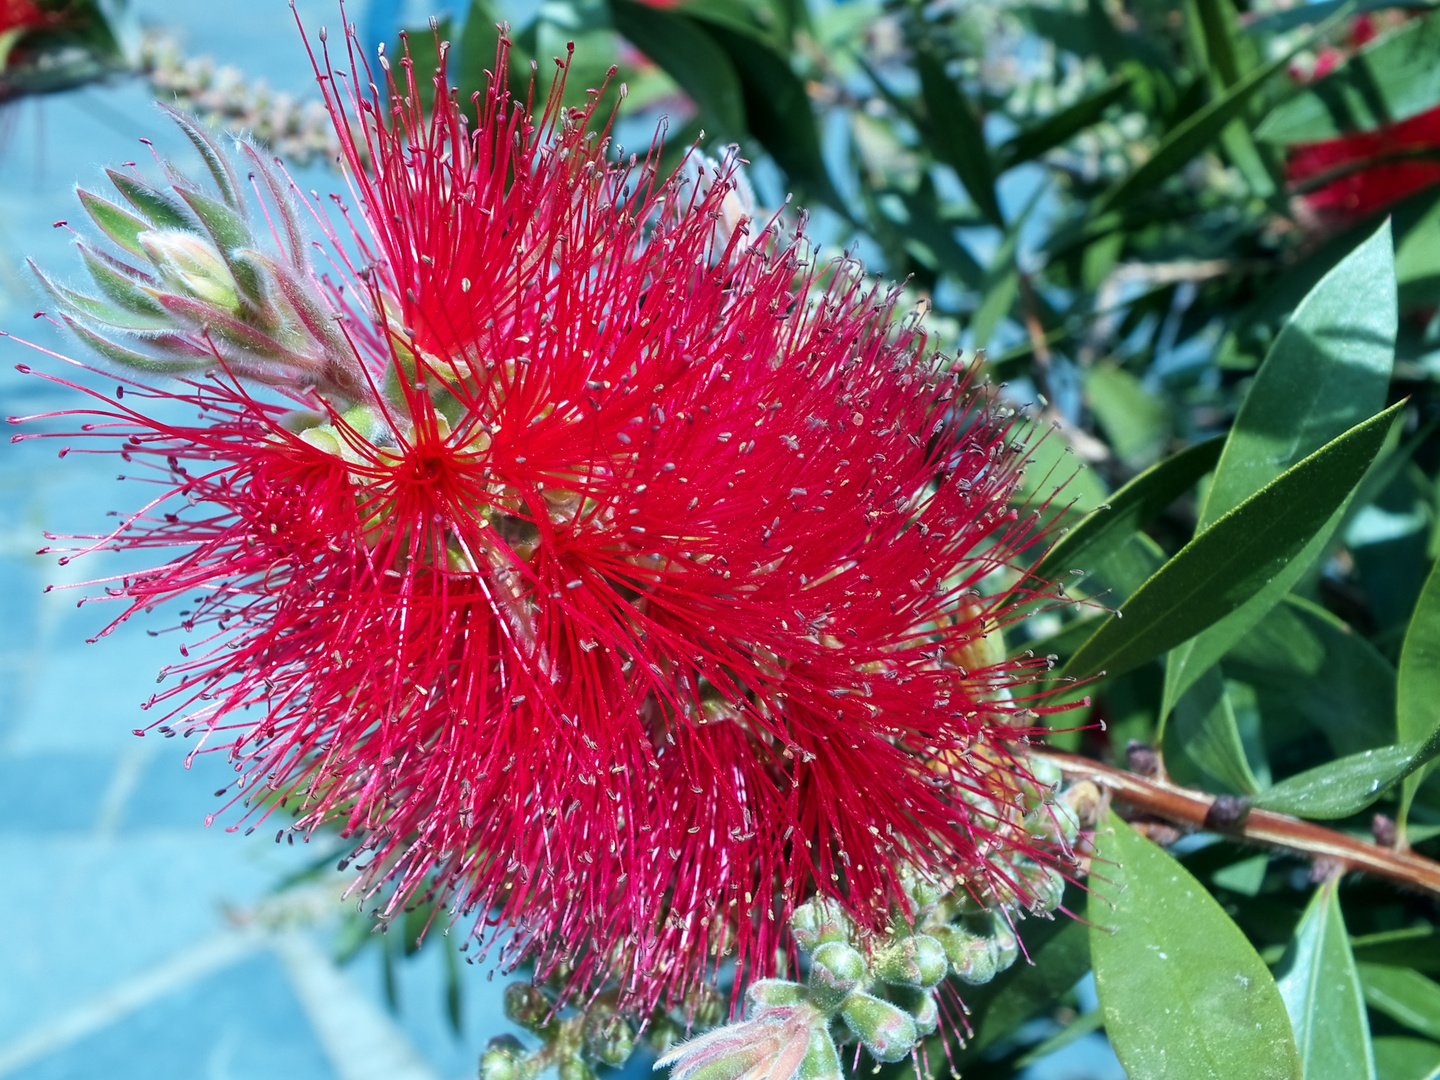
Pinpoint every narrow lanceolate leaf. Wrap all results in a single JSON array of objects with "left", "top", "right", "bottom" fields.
[
  {"left": 29, "top": 261, "right": 170, "bottom": 333},
  {"left": 915, "top": 47, "right": 1003, "bottom": 226},
  {"left": 1359, "top": 965, "right": 1440, "bottom": 1042},
  {"left": 58, "top": 315, "right": 208, "bottom": 374},
  {"left": 1094, "top": 10, "right": 1337, "bottom": 214},
  {"left": 76, "top": 190, "right": 152, "bottom": 259},
  {"left": 106, "top": 168, "right": 192, "bottom": 230},
  {"left": 1161, "top": 221, "right": 1399, "bottom": 714},
  {"left": 610, "top": 0, "right": 747, "bottom": 138},
  {"left": 1200, "top": 222, "right": 1397, "bottom": 528},
  {"left": 1035, "top": 435, "right": 1222, "bottom": 581},
  {"left": 1091, "top": 811, "right": 1302, "bottom": 1080},
  {"left": 1064, "top": 401, "right": 1404, "bottom": 682},
  {"left": 1254, "top": 745, "right": 1423, "bottom": 819},
  {"left": 1399, "top": 558, "right": 1440, "bottom": 831},
  {"left": 996, "top": 74, "right": 1131, "bottom": 170},
  {"left": 1256, "top": 15, "right": 1440, "bottom": 144},
  {"left": 1276, "top": 882, "right": 1376, "bottom": 1080},
  {"left": 1165, "top": 666, "right": 1260, "bottom": 794},
  {"left": 160, "top": 102, "right": 245, "bottom": 212}
]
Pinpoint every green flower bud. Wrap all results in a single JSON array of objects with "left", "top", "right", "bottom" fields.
[
  {"left": 870, "top": 934, "right": 947, "bottom": 989},
  {"left": 931, "top": 925, "right": 999, "bottom": 986},
  {"left": 840, "top": 992, "right": 919, "bottom": 1063},
  {"left": 479, "top": 1035, "right": 526, "bottom": 1080},
  {"left": 798, "top": 1026, "right": 843, "bottom": 1080},
  {"left": 791, "top": 898, "right": 855, "bottom": 953},
  {"left": 503, "top": 982, "right": 554, "bottom": 1034},
  {"left": 1024, "top": 866, "right": 1066, "bottom": 914},
  {"left": 808, "top": 941, "right": 866, "bottom": 1011},
  {"left": 746, "top": 978, "right": 808, "bottom": 1010},
  {"left": 896, "top": 867, "right": 946, "bottom": 918},
  {"left": 991, "top": 918, "right": 1020, "bottom": 973},
  {"left": 892, "top": 989, "right": 939, "bottom": 1037},
  {"left": 1024, "top": 801, "right": 1081, "bottom": 846},
  {"left": 582, "top": 1005, "right": 636, "bottom": 1067},
  {"left": 558, "top": 1058, "right": 597, "bottom": 1080},
  {"left": 140, "top": 229, "right": 240, "bottom": 311}
]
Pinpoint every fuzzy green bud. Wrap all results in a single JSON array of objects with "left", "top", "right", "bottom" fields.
[
  {"left": 479, "top": 1035, "right": 526, "bottom": 1080},
  {"left": 931, "top": 925, "right": 999, "bottom": 986},
  {"left": 746, "top": 979, "right": 808, "bottom": 1010},
  {"left": 1024, "top": 866, "right": 1067, "bottom": 914},
  {"left": 140, "top": 229, "right": 240, "bottom": 310},
  {"left": 558, "top": 1059, "right": 597, "bottom": 1080},
  {"left": 991, "top": 919, "right": 1020, "bottom": 973},
  {"left": 808, "top": 941, "right": 866, "bottom": 1011},
  {"left": 582, "top": 1005, "right": 635, "bottom": 1067},
  {"left": 870, "top": 934, "right": 947, "bottom": 989},
  {"left": 798, "top": 1027, "right": 844, "bottom": 1080},
  {"left": 840, "top": 992, "right": 918, "bottom": 1063},
  {"left": 892, "top": 990, "right": 939, "bottom": 1037},
  {"left": 1024, "top": 801, "right": 1081, "bottom": 847},
  {"left": 791, "top": 898, "right": 855, "bottom": 953},
  {"left": 503, "top": 982, "right": 554, "bottom": 1033}
]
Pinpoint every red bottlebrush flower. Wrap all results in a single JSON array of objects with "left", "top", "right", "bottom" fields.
[
  {"left": 0, "top": 0, "right": 48, "bottom": 34},
  {"left": 1289, "top": 103, "right": 1440, "bottom": 225},
  {"left": 10, "top": 24, "right": 1067, "bottom": 1020}
]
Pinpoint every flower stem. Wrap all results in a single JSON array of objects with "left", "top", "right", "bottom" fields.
[{"left": 1033, "top": 747, "right": 1440, "bottom": 897}]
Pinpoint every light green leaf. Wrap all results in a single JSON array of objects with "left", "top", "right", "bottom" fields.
[
  {"left": 1035, "top": 435, "right": 1222, "bottom": 582},
  {"left": 1400, "top": 558, "right": 1440, "bottom": 832},
  {"left": 1200, "top": 222, "right": 1396, "bottom": 528},
  {"left": 1064, "top": 402, "right": 1404, "bottom": 682},
  {"left": 1225, "top": 596, "right": 1395, "bottom": 758},
  {"left": 1091, "top": 810, "right": 1302, "bottom": 1080},
  {"left": 610, "top": 0, "right": 747, "bottom": 137},
  {"left": 1165, "top": 666, "right": 1261, "bottom": 795},
  {"left": 1085, "top": 361, "right": 1170, "bottom": 466},
  {"left": 1253, "top": 745, "right": 1415, "bottom": 819},
  {"left": 1360, "top": 965, "right": 1440, "bottom": 1042},
  {"left": 1256, "top": 16, "right": 1440, "bottom": 144},
  {"left": 915, "top": 47, "right": 1003, "bottom": 226},
  {"left": 1094, "top": 11, "right": 1334, "bottom": 215},
  {"left": 1373, "top": 1035, "right": 1440, "bottom": 1080},
  {"left": 1276, "top": 881, "right": 1376, "bottom": 1080}
]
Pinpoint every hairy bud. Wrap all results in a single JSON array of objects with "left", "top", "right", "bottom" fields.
[
  {"left": 808, "top": 941, "right": 867, "bottom": 1011},
  {"left": 840, "top": 992, "right": 918, "bottom": 1063}
]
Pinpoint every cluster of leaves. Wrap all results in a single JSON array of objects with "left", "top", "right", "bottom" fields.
[{"left": 148, "top": 0, "right": 1437, "bottom": 1075}]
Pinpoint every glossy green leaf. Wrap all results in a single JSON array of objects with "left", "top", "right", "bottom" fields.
[
  {"left": 1165, "top": 667, "right": 1260, "bottom": 794},
  {"left": 1360, "top": 965, "right": 1440, "bottom": 1042},
  {"left": 1276, "top": 881, "right": 1376, "bottom": 1080},
  {"left": 1252, "top": 724, "right": 1440, "bottom": 819},
  {"left": 1064, "top": 402, "right": 1404, "bottom": 682},
  {"left": 693, "top": 17, "right": 839, "bottom": 210},
  {"left": 1036, "top": 436, "right": 1222, "bottom": 581},
  {"left": 610, "top": 0, "right": 746, "bottom": 137},
  {"left": 1257, "top": 16, "right": 1440, "bottom": 144},
  {"left": 915, "top": 47, "right": 1002, "bottom": 225},
  {"left": 1200, "top": 222, "right": 1397, "bottom": 528},
  {"left": 1091, "top": 810, "right": 1301, "bottom": 1080},
  {"left": 1373, "top": 1036, "right": 1440, "bottom": 1080},
  {"left": 1355, "top": 928, "right": 1440, "bottom": 975},
  {"left": 1094, "top": 14, "right": 1329, "bottom": 214},
  {"left": 1225, "top": 596, "right": 1395, "bottom": 758},
  {"left": 997, "top": 75, "right": 1131, "bottom": 170},
  {"left": 1400, "top": 559, "right": 1440, "bottom": 830}
]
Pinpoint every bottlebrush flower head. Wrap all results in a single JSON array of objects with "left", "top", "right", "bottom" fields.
[
  {"left": 9, "top": 18, "right": 1075, "bottom": 1023},
  {"left": 1289, "top": 103, "right": 1440, "bottom": 225}
]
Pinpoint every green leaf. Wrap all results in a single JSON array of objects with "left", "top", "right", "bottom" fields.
[
  {"left": 76, "top": 189, "right": 151, "bottom": 260},
  {"left": 1373, "top": 1036, "right": 1440, "bottom": 1080},
  {"left": 1064, "top": 401, "right": 1404, "bottom": 683},
  {"left": 1225, "top": 596, "right": 1395, "bottom": 758},
  {"left": 1400, "top": 558, "right": 1440, "bottom": 832},
  {"left": 28, "top": 260, "right": 169, "bottom": 333},
  {"left": 1257, "top": 15, "right": 1440, "bottom": 144},
  {"left": 1200, "top": 222, "right": 1397, "bottom": 529},
  {"left": 106, "top": 169, "right": 191, "bottom": 230},
  {"left": 1247, "top": 1, "right": 1440, "bottom": 36},
  {"left": 1091, "top": 810, "right": 1302, "bottom": 1080},
  {"left": 1035, "top": 435, "right": 1223, "bottom": 581},
  {"left": 1355, "top": 928, "right": 1440, "bottom": 975},
  {"left": 159, "top": 103, "right": 244, "bottom": 212},
  {"left": 692, "top": 17, "right": 839, "bottom": 210},
  {"left": 1361, "top": 965, "right": 1440, "bottom": 1042},
  {"left": 1253, "top": 745, "right": 1419, "bottom": 818},
  {"left": 1165, "top": 666, "right": 1261, "bottom": 794},
  {"left": 1094, "top": 13, "right": 1332, "bottom": 215},
  {"left": 1276, "top": 881, "right": 1376, "bottom": 1080},
  {"left": 1084, "top": 361, "right": 1170, "bottom": 466},
  {"left": 914, "top": 47, "right": 1003, "bottom": 226},
  {"left": 997, "top": 74, "right": 1132, "bottom": 170},
  {"left": 610, "top": 0, "right": 746, "bottom": 137}
]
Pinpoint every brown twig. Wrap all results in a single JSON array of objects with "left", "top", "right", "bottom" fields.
[{"left": 1034, "top": 747, "right": 1440, "bottom": 898}]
